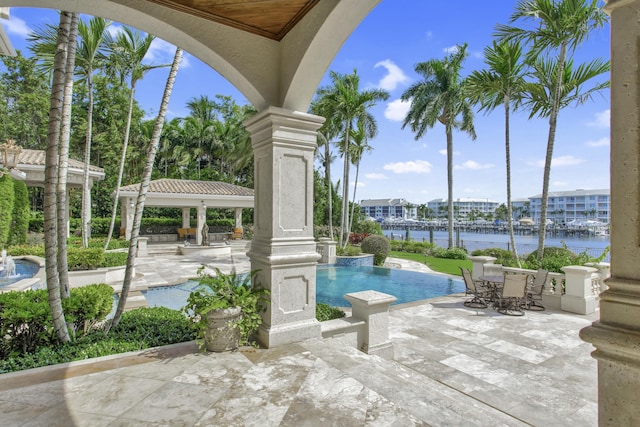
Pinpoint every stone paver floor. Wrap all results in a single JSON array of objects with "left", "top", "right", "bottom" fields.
[{"left": 0, "top": 246, "right": 598, "bottom": 426}]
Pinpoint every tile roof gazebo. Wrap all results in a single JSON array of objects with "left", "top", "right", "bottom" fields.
[{"left": 118, "top": 178, "right": 254, "bottom": 244}]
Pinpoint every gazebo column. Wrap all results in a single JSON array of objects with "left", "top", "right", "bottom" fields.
[
  {"left": 245, "top": 107, "right": 324, "bottom": 348},
  {"left": 121, "top": 198, "right": 134, "bottom": 240},
  {"left": 234, "top": 208, "right": 243, "bottom": 233},
  {"left": 580, "top": 0, "right": 640, "bottom": 424},
  {"left": 196, "top": 204, "right": 206, "bottom": 246},
  {"left": 181, "top": 207, "right": 190, "bottom": 228}
]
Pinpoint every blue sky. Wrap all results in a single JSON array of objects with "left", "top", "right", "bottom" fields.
[{"left": 1, "top": 1, "right": 611, "bottom": 205}]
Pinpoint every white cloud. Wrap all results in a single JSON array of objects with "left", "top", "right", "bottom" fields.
[
  {"left": 351, "top": 181, "right": 366, "bottom": 188},
  {"left": 384, "top": 98, "right": 410, "bottom": 121},
  {"left": 587, "top": 109, "right": 610, "bottom": 128},
  {"left": 374, "top": 59, "right": 410, "bottom": 91},
  {"left": 586, "top": 137, "right": 609, "bottom": 147},
  {"left": 364, "top": 173, "right": 387, "bottom": 180},
  {"left": 425, "top": 31, "right": 433, "bottom": 40},
  {"left": 144, "top": 38, "right": 190, "bottom": 68},
  {"left": 443, "top": 45, "right": 460, "bottom": 54},
  {"left": 439, "top": 149, "right": 447, "bottom": 156},
  {"left": 383, "top": 160, "right": 432, "bottom": 174},
  {"left": 530, "top": 155, "right": 585, "bottom": 167},
  {"left": 551, "top": 181, "right": 568, "bottom": 188},
  {"left": 107, "top": 24, "right": 124, "bottom": 38},
  {"left": 455, "top": 160, "right": 494, "bottom": 170},
  {"left": 2, "top": 16, "right": 30, "bottom": 37}
]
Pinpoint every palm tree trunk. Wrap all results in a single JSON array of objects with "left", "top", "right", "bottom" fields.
[
  {"left": 347, "top": 159, "right": 361, "bottom": 239},
  {"left": 504, "top": 95, "right": 520, "bottom": 267},
  {"left": 326, "top": 141, "right": 333, "bottom": 240},
  {"left": 108, "top": 47, "right": 183, "bottom": 330},
  {"left": 537, "top": 41, "right": 568, "bottom": 262},
  {"left": 340, "top": 122, "right": 351, "bottom": 249},
  {"left": 56, "top": 11, "right": 78, "bottom": 299},
  {"left": 45, "top": 11, "right": 72, "bottom": 343},
  {"left": 446, "top": 126, "right": 454, "bottom": 248},
  {"left": 81, "top": 69, "right": 94, "bottom": 248},
  {"left": 104, "top": 78, "right": 137, "bottom": 250}
]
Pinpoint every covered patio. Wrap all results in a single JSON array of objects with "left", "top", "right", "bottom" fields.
[
  {"left": 0, "top": 0, "right": 638, "bottom": 423},
  {"left": 117, "top": 178, "right": 254, "bottom": 244}
]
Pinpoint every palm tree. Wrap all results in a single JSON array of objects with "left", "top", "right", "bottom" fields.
[
  {"left": 401, "top": 44, "right": 476, "bottom": 248},
  {"left": 315, "top": 131, "right": 336, "bottom": 239},
  {"left": 76, "top": 17, "right": 110, "bottom": 248},
  {"left": 43, "top": 11, "right": 73, "bottom": 343},
  {"left": 467, "top": 39, "right": 527, "bottom": 267},
  {"left": 314, "top": 70, "right": 389, "bottom": 248},
  {"left": 103, "top": 27, "right": 167, "bottom": 250},
  {"left": 495, "top": 0, "right": 607, "bottom": 261},
  {"left": 109, "top": 47, "right": 183, "bottom": 330},
  {"left": 347, "top": 121, "right": 374, "bottom": 237}
]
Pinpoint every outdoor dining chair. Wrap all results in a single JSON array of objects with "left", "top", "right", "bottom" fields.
[
  {"left": 522, "top": 269, "right": 548, "bottom": 311},
  {"left": 460, "top": 267, "right": 491, "bottom": 309},
  {"left": 496, "top": 273, "right": 528, "bottom": 316}
]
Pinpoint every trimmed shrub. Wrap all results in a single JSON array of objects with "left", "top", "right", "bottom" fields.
[
  {"left": 101, "top": 251, "right": 128, "bottom": 268},
  {"left": 316, "top": 303, "right": 346, "bottom": 322},
  {"left": 348, "top": 233, "right": 369, "bottom": 245},
  {"left": 337, "top": 245, "right": 362, "bottom": 256},
  {"left": 0, "top": 174, "right": 15, "bottom": 247},
  {"left": 471, "top": 248, "right": 516, "bottom": 266},
  {"left": 62, "top": 284, "right": 114, "bottom": 336},
  {"left": 0, "top": 289, "right": 52, "bottom": 357},
  {"left": 8, "top": 180, "right": 28, "bottom": 246},
  {"left": 361, "top": 235, "right": 391, "bottom": 266},
  {"left": 67, "top": 247, "right": 104, "bottom": 271},
  {"left": 431, "top": 246, "right": 468, "bottom": 260}
]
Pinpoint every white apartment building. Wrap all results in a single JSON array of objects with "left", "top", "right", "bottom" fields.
[
  {"left": 360, "top": 198, "right": 417, "bottom": 220},
  {"left": 529, "top": 189, "right": 610, "bottom": 224},
  {"left": 427, "top": 198, "right": 499, "bottom": 219}
]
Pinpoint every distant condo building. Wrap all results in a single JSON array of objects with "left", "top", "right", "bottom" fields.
[
  {"left": 427, "top": 198, "right": 499, "bottom": 219},
  {"left": 528, "top": 189, "right": 610, "bottom": 224},
  {"left": 360, "top": 198, "right": 417, "bottom": 220}
]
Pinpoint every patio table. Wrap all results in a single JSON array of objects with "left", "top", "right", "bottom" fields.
[{"left": 479, "top": 275, "right": 504, "bottom": 303}]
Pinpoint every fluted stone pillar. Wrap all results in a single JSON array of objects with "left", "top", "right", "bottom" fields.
[
  {"left": 196, "top": 205, "right": 206, "bottom": 246},
  {"left": 245, "top": 107, "right": 324, "bottom": 347},
  {"left": 580, "top": 1, "right": 640, "bottom": 424}
]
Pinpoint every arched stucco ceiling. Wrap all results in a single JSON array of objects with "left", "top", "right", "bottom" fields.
[{"left": 0, "top": 0, "right": 380, "bottom": 112}]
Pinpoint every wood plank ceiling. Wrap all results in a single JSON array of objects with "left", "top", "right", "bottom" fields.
[{"left": 143, "top": 0, "right": 320, "bottom": 40}]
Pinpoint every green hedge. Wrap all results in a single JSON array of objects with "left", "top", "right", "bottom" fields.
[
  {"left": 6, "top": 245, "right": 106, "bottom": 270},
  {"left": 8, "top": 180, "right": 28, "bottom": 246},
  {"left": 0, "top": 175, "right": 14, "bottom": 247}
]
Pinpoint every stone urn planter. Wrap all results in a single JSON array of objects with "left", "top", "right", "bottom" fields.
[
  {"left": 205, "top": 306, "right": 243, "bottom": 352},
  {"left": 183, "top": 267, "right": 269, "bottom": 352}
]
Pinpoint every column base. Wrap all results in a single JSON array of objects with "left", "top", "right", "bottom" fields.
[
  {"left": 257, "top": 318, "right": 321, "bottom": 348},
  {"left": 366, "top": 342, "right": 395, "bottom": 359}
]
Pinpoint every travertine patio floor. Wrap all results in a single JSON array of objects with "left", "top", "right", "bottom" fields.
[{"left": 0, "top": 249, "right": 598, "bottom": 426}]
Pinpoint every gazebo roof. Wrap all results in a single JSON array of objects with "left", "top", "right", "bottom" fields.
[
  {"left": 118, "top": 179, "right": 254, "bottom": 208},
  {"left": 2, "top": 149, "right": 105, "bottom": 187}
]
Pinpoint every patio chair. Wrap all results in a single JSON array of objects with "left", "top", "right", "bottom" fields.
[
  {"left": 522, "top": 269, "right": 548, "bottom": 311},
  {"left": 460, "top": 267, "right": 491, "bottom": 309},
  {"left": 496, "top": 273, "right": 528, "bottom": 316}
]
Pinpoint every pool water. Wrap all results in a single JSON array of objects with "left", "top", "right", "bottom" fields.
[
  {"left": 142, "top": 266, "right": 464, "bottom": 310},
  {"left": 0, "top": 260, "right": 40, "bottom": 288},
  {"left": 317, "top": 265, "right": 464, "bottom": 306}
]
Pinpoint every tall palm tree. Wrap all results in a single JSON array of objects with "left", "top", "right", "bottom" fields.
[
  {"left": 44, "top": 11, "right": 73, "bottom": 343},
  {"left": 76, "top": 17, "right": 110, "bottom": 248},
  {"left": 314, "top": 70, "right": 389, "bottom": 248},
  {"left": 495, "top": 0, "right": 607, "bottom": 260},
  {"left": 401, "top": 44, "right": 476, "bottom": 248},
  {"left": 467, "top": 39, "right": 527, "bottom": 267},
  {"left": 109, "top": 47, "right": 183, "bottom": 330},
  {"left": 347, "top": 121, "right": 374, "bottom": 237},
  {"left": 103, "top": 27, "right": 167, "bottom": 250}
]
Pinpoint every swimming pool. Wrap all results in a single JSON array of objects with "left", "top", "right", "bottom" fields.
[{"left": 142, "top": 265, "right": 464, "bottom": 309}]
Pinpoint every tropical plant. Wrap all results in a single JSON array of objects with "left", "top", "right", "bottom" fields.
[
  {"left": 495, "top": 0, "right": 608, "bottom": 261},
  {"left": 108, "top": 47, "right": 183, "bottom": 330},
  {"left": 467, "top": 39, "right": 527, "bottom": 267},
  {"left": 182, "top": 267, "right": 269, "bottom": 347},
  {"left": 401, "top": 43, "right": 476, "bottom": 248},
  {"left": 313, "top": 70, "right": 389, "bottom": 249},
  {"left": 8, "top": 179, "right": 29, "bottom": 246},
  {"left": 103, "top": 27, "right": 166, "bottom": 250},
  {"left": 0, "top": 174, "right": 14, "bottom": 247},
  {"left": 361, "top": 235, "right": 391, "bottom": 266},
  {"left": 347, "top": 121, "right": 373, "bottom": 237}
]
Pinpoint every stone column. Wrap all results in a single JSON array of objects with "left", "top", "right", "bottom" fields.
[
  {"left": 182, "top": 208, "right": 190, "bottom": 228},
  {"left": 234, "top": 208, "right": 243, "bottom": 232},
  {"left": 345, "top": 290, "right": 397, "bottom": 359},
  {"left": 196, "top": 205, "right": 206, "bottom": 246},
  {"left": 123, "top": 199, "right": 134, "bottom": 241},
  {"left": 469, "top": 256, "right": 497, "bottom": 281},
  {"left": 580, "top": 1, "right": 640, "bottom": 424},
  {"left": 561, "top": 266, "right": 598, "bottom": 315},
  {"left": 245, "top": 107, "right": 324, "bottom": 348}
]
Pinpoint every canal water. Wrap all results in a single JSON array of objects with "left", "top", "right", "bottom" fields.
[{"left": 385, "top": 229, "right": 611, "bottom": 261}]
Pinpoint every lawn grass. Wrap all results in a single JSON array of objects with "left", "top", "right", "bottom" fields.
[{"left": 389, "top": 251, "right": 472, "bottom": 276}]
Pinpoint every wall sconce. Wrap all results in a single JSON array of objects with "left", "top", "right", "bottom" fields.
[
  {"left": 129, "top": 198, "right": 134, "bottom": 209},
  {"left": 0, "top": 139, "right": 25, "bottom": 179},
  {"left": 201, "top": 200, "right": 207, "bottom": 209}
]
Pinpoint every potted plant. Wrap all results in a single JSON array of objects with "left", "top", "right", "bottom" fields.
[{"left": 183, "top": 266, "right": 269, "bottom": 352}]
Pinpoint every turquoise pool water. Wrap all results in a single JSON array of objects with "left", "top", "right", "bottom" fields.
[{"left": 142, "top": 265, "right": 464, "bottom": 309}]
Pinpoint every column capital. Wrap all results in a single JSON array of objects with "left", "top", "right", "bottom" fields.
[
  {"left": 244, "top": 107, "right": 325, "bottom": 152},
  {"left": 604, "top": 0, "right": 638, "bottom": 14}
]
